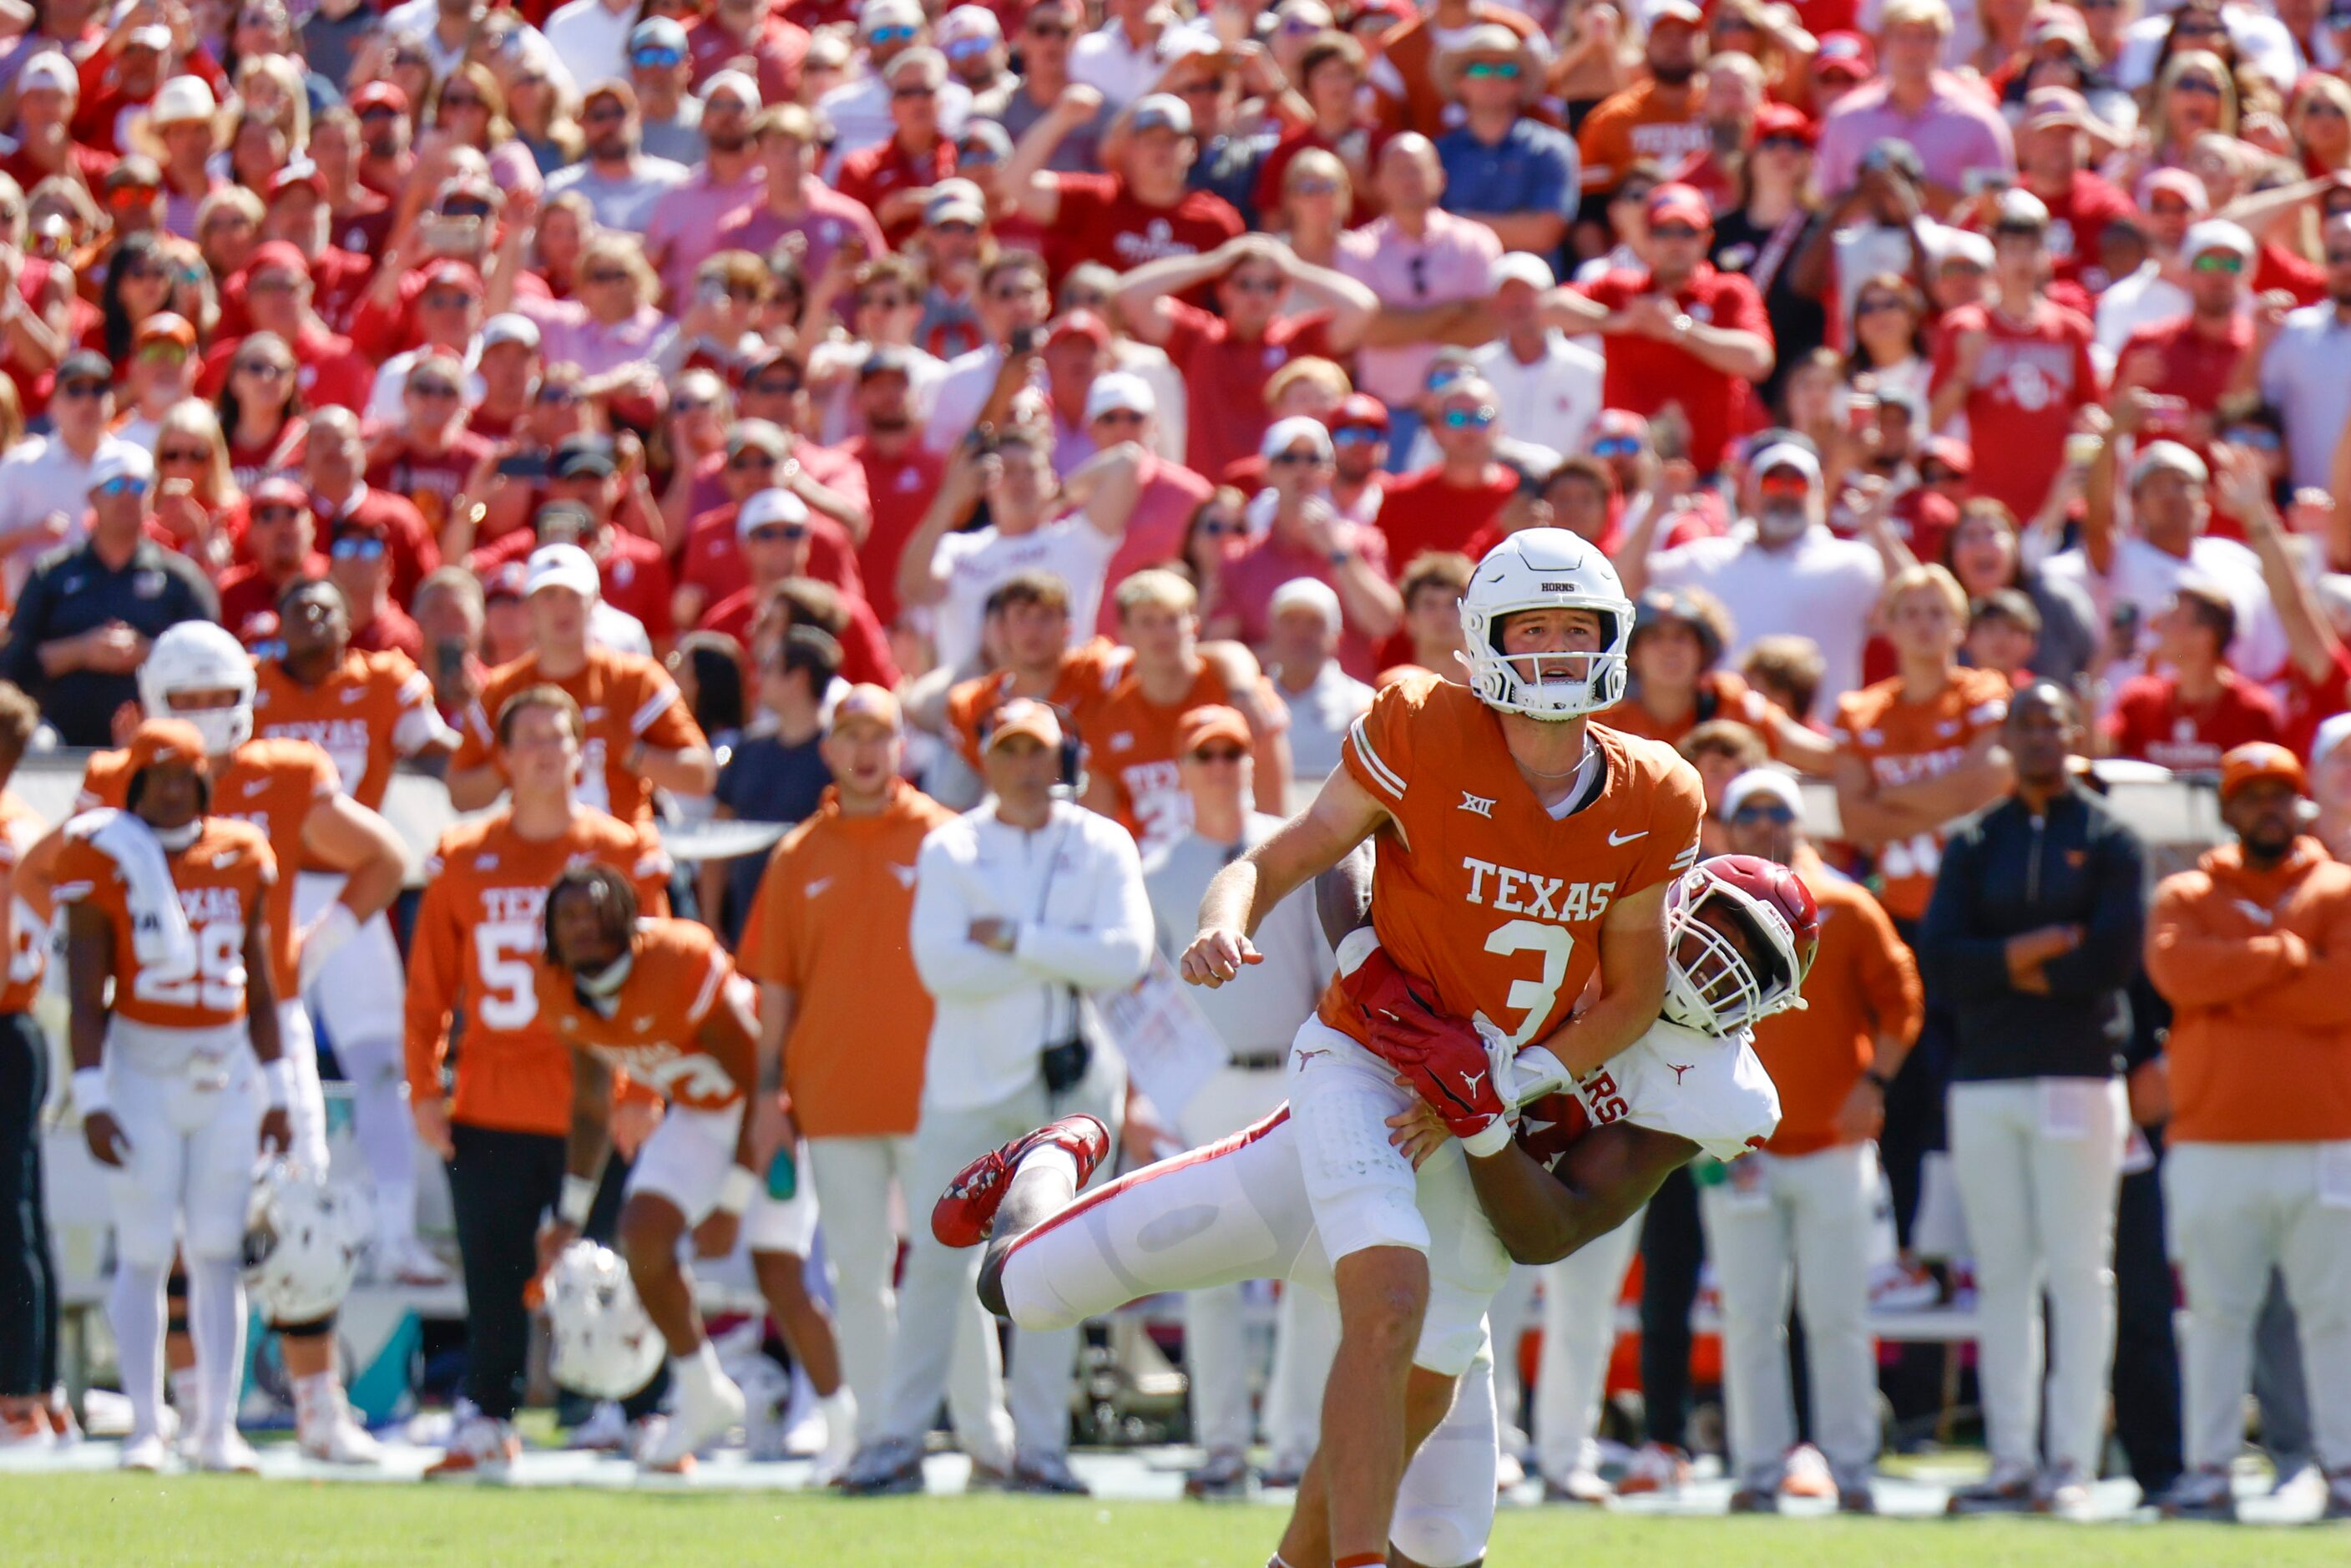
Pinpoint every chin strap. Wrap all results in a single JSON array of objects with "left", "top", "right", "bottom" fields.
[
  {"left": 571, "top": 949, "right": 635, "bottom": 1018},
  {"left": 152, "top": 820, "right": 201, "bottom": 852}
]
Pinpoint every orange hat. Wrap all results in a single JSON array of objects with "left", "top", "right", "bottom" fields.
[
  {"left": 832, "top": 682, "right": 902, "bottom": 736},
  {"left": 134, "top": 311, "right": 196, "bottom": 347},
  {"left": 984, "top": 697, "right": 1063, "bottom": 752},
  {"left": 2219, "top": 742, "right": 2308, "bottom": 802},
  {"left": 1176, "top": 704, "right": 1250, "bottom": 756},
  {"left": 127, "top": 718, "right": 210, "bottom": 776}
]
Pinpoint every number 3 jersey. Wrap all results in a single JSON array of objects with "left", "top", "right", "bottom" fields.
[
  {"left": 78, "top": 738, "right": 337, "bottom": 1003},
  {"left": 534, "top": 917, "right": 752, "bottom": 1112},
  {"left": 53, "top": 814, "right": 276, "bottom": 1033},
  {"left": 403, "top": 807, "right": 673, "bottom": 1136},
  {"left": 1319, "top": 672, "right": 1706, "bottom": 1055}
]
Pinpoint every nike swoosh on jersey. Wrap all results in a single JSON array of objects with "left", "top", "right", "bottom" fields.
[
  {"left": 1607, "top": 828, "right": 1647, "bottom": 846},
  {"left": 242, "top": 779, "right": 270, "bottom": 797},
  {"left": 806, "top": 876, "right": 834, "bottom": 898}
]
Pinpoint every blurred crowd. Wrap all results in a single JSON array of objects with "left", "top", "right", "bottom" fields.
[{"left": 0, "top": 0, "right": 2343, "bottom": 1520}]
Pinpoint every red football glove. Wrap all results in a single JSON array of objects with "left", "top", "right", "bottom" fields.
[
  {"left": 1374, "top": 1005, "right": 1513, "bottom": 1156},
  {"left": 1335, "top": 941, "right": 1437, "bottom": 1042}
]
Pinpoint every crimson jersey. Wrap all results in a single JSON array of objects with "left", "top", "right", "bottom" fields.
[
  {"left": 1929, "top": 299, "right": 2102, "bottom": 522},
  {"left": 78, "top": 738, "right": 336, "bottom": 1001},
  {"left": 252, "top": 649, "right": 447, "bottom": 812},
  {"left": 2103, "top": 670, "right": 2284, "bottom": 774},
  {"left": 1319, "top": 674, "right": 1706, "bottom": 1054},
  {"left": 53, "top": 816, "right": 276, "bottom": 1030},
  {"left": 535, "top": 918, "right": 751, "bottom": 1113}
]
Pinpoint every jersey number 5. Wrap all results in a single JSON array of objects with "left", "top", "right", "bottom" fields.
[
  {"left": 1482, "top": 919, "right": 1575, "bottom": 1049},
  {"left": 132, "top": 920, "right": 246, "bottom": 1012},
  {"left": 474, "top": 922, "right": 540, "bottom": 1031}
]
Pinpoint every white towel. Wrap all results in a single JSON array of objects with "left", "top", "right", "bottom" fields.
[{"left": 77, "top": 808, "right": 198, "bottom": 974}]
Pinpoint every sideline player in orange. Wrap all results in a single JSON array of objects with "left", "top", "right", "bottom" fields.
[
  {"left": 26, "top": 621, "right": 410, "bottom": 1466},
  {"left": 406, "top": 684, "right": 674, "bottom": 1477},
  {"left": 536, "top": 866, "right": 844, "bottom": 1474},
  {"left": 254, "top": 579, "right": 460, "bottom": 1283},
  {"left": 1177, "top": 529, "right": 1705, "bottom": 1567},
  {"left": 446, "top": 544, "right": 716, "bottom": 822},
  {"left": 55, "top": 721, "right": 286, "bottom": 1474}
]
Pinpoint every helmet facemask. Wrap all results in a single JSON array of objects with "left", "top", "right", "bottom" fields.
[
  {"left": 1463, "top": 604, "right": 1631, "bottom": 721},
  {"left": 1661, "top": 867, "right": 1807, "bottom": 1034}
]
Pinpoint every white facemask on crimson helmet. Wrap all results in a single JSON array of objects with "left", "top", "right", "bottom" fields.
[
  {"left": 1458, "top": 527, "right": 1634, "bottom": 721},
  {"left": 139, "top": 620, "right": 256, "bottom": 756},
  {"left": 542, "top": 1240, "right": 665, "bottom": 1400},
  {"left": 1661, "top": 853, "right": 1821, "bottom": 1034}
]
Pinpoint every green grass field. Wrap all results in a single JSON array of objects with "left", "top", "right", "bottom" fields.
[{"left": 4, "top": 1475, "right": 2345, "bottom": 1567}]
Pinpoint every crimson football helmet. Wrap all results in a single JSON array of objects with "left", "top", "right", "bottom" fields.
[{"left": 1661, "top": 854, "right": 1820, "bottom": 1034}]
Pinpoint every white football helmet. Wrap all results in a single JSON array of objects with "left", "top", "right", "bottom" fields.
[
  {"left": 242, "top": 1161, "right": 368, "bottom": 1323},
  {"left": 542, "top": 1241, "right": 665, "bottom": 1400},
  {"left": 1459, "top": 528, "right": 1634, "bottom": 721},
  {"left": 1661, "top": 854, "right": 1821, "bottom": 1035},
  {"left": 139, "top": 620, "right": 256, "bottom": 756}
]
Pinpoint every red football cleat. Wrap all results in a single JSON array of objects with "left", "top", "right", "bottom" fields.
[{"left": 931, "top": 1115, "right": 1111, "bottom": 1248}]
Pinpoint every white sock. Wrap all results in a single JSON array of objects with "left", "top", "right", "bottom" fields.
[
  {"left": 1017, "top": 1146, "right": 1080, "bottom": 1190},
  {"left": 672, "top": 1338, "right": 723, "bottom": 1401},
  {"left": 109, "top": 1263, "right": 166, "bottom": 1440},
  {"left": 338, "top": 1038, "right": 416, "bottom": 1232},
  {"left": 820, "top": 1384, "right": 857, "bottom": 1434},
  {"left": 295, "top": 1370, "right": 339, "bottom": 1428},
  {"left": 168, "top": 1366, "right": 201, "bottom": 1419},
  {"left": 186, "top": 1256, "right": 246, "bottom": 1443}
]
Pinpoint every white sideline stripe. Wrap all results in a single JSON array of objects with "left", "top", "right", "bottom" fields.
[{"left": 1347, "top": 717, "right": 1406, "bottom": 799}]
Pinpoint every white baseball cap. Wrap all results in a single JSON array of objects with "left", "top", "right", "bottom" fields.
[
  {"left": 2182, "top": 218, "right": 2255, "bottom": 262},
  {"left": 737, "top": 486, "right": 811, "bottom": 539},
  {"left": 1270, "top": 576, "right": 1342, "bottom": 635},
  {"left": 2129, "top": 439, "right": 2208, "bottom": 488},
  {"left": 1261, "top": 414, "right": 1333, "bottom": 463},
  {"left": 88, "top": 444, "right": 155, "bottom": 492},
  {"left": 1487, "top": 251, "right": 1556, "bottom": 291},
  {"left": 1084, "top": 371, "right": 1156, "bottom": 422},
  {"left": 525, "top": 542, "right": 601, "bottom": 599},
  {"left": 1748, "top": 441, "right": 1821, "bottom": 488},
  {"left": 482, "top": 312, "right": 540, "bottom": 350},
  {"left": 1722, "top": 767, "right": 1803, "bottom": 820}
]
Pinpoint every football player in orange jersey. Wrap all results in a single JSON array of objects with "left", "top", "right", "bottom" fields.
[
  {"left": 0, "top": 684, "right": 64, "bottom": 1450},
  {"left": 23, "top": 620, "right": 411, "bottom": 1466},
  {"left": 1176, "top": 529, "right": 1705, "bottom": 1567},
  {"left": 444, "top": 544, "right": 716, "bottom": 822},
  {"left": 536, "top": 866, "right": 845, "bottom": 1474},
  {"left": 255, "top": 579, "right": 460, "bottom": 1284},
  {"left": 939, "top": 854, "right": 1807, "bottom": 1566},
  {"left": 406, "top": 685, "right": 675, "bottom": 1479},
  {"left": 55, "top": 721, "right": 287, "bottom": 1474},
  {"left": 1079, "top": 569, "right": 1292, "bottom": 852}
]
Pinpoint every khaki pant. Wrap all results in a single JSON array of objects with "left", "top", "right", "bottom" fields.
[
  {"left": 2164, "top": 1141, "right": 2351, "bottom": 1474},
  {"left": 1532, "top": 1212, "right": 1642, "bottom": 1483}
]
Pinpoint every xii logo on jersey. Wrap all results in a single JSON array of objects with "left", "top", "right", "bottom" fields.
[
  {"left": 1459, "top": 857, "right": 1615, "bottom": 924},
  {"left": 1458, "top": 792, "right": 1495, "bottom": 818}
]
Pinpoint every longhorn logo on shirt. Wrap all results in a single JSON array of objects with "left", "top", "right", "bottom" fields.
[{"left": 1670, "top": 1063, "right": 1692, "bottom": 1083}]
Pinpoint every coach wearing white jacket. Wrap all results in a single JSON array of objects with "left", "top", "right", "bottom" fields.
[{"left": 854, "top": 697, "right": 1152, "bottom": 1497}]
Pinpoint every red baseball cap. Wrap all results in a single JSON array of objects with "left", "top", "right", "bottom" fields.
[
  {"left": 1752, "top": 102, "right": 1816, "bottom": 148},
  {"left": 1919, "top": 435, "right": 1974, "bottom": 477},
  {"left": 248, "top": 476, "right": 311, "bottom": 508},
  {"left": 1814, "top": 30, "right": 1875, "bottom": 80},
  {"left": 1046, "top": 309, "right": 1110, "bottom": 348},
  {"left": 1646, "top": 183, "right": 1713, "bottom": 230},
  {"left": 1334, "top": 392, "right": 1388, "bottom": 432},
  {"left": 422, "top": 260, "right": 484, "bottom": 296},
  {"left": 351, "top": 81, "right": 408, "bottom": 116},
  {"left": 247, "top": 240, "right": 310, "bottom": 281}
]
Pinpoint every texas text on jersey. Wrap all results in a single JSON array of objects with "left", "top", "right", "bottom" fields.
[
  {"left": 533, "top": 918, "right": 751, "bottom": 1113},
  {"left": 252, "top": 649, "right": 448, "bottom": 814},
  {"left": 1321, "top": 671, "right": 1707, "bottom": 1055},
  {"left": 78, "top": 738, "right": 335, "bottom": 1002}
]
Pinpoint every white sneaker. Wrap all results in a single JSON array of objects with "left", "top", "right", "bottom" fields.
[
  {"left": 565, "top": 1401, "right": 631, "bottom": 1452},
  {"left": 425, "top": 1414, "right": 521, "bottom": 1479},
  {"left": 298, "top": 1391, "right": 384, "bottom": 1465},
  {"left": 194, "top": 1429, "right": 262, "bottom": 1474},
  {"left": 810, "top": 1388, "right": 858, "bottom": 1485},
  {"left": 1782, "top": 1443, "right": 1836, "bottom": 1500},
  {"left": 378, "top": 1235, "right": 452, "bottom": 1287},
  {"left": 0, "top": 1410, "right": 52, "bottom": 1451},
  {"left": 640, "top": 1369, "right": 746, "bottom": 1473},
  {"left": 119, "top": 1431, "right": 169, "bottom": 1472}
]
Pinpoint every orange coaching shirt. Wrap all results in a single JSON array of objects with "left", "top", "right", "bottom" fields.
[
  {"left": 252, "top": 649, "right": 447, "bottom": 813},
  {"left": 78, "top": 738, "right": 335, "bottom": 1002},
  {"left": 405, "top": 806, "right": 672, "bottom": 1136},
  {"left": 1318, "top": 674, "right": 1706, "bottom": 1053},
  {"left": 53, "top": 817, "right": 276, "bottom": 1029},
  {"left": 452, "top": 646, "right": 707, "bottom": 827},
  {"left": 1833, "top": 666, "right": 2010, "bottom": 922},
  {"left": 738, "top": 778, "right": 957, "bottom": 1139},
  {"left": 535, "top": 917, "right": 750, "bottom": 1112}
]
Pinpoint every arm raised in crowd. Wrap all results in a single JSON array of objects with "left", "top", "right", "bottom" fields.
[{"left": 1002, "top": 83, "right": 1103, "bottom": 227}]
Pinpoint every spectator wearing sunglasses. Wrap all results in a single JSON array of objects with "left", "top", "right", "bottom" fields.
[
  {"left": 642, "top": 70, "right": 766, "bottom": 305},
  {"left": 110, "top": 313, "right": 200, "bottom": 454},
  {"left": 0, "top": 442, "right": 216, "bottom": 743},
  {"left": 1377, "top": 375, "right": 1519, "bottom": 569},
  {"left": 2111, "top": 220, "right": 2253, "bottom": 448},
  {"left": 1431, "top": 26, "right": 1575, "bottom": 261},
  {"left": 217, "top": 475, "right": 326, "bottom": 649},
  {"left": 700, "top": 487, "right": 887, "bottom": 671},
  {"left": 625, "top": 18, "right": 710, "bottom": 167},
  {"left": 939, "top": 6, "right": 1014, "bottom": 99},
  {"left": 325, "top": 513, "right": 425, "bottom": 660},
  {"left": 819, "top": 0, "right": 973, "bottom": 178},
  {"left": 1364, "top": 0, "right": 1546, "bottom": 141},
  {"left": 674, "top": 417, "right": 872, "bottom": 632},
  {"left": 975, "top": 0, "right": 1109, "bottom": 175},
  {"left": 0, "top": 348, "right": 132, "bottom": 593},
  {"left": 545, "top": 79, "right": 690, "bottom": 234},
  {"left": 713, "top": 106, "right": 887, "bottom": 287},
  {"left": 1206, "top": 417, "right": 1398, "bottom": 680},
  {"left": 837, "top": 49, "right": 960, "bottom": 249},
  {"left": 202, "top": 242, "right": 373, "bottom": 416}
]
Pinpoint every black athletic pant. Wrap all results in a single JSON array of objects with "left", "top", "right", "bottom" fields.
[
  {"left": 1637, "top": 1164, "right": 1703, "bottom": 1450},
  {"left": 0, "top": 1013, "right": 55, "bottom": 1397},
  {"left": 449, "top": 1121, "right": 665, "bottom": 1422},
  {"left": 2110, "top": 1155, "right": 2183, "bottom": 1498}
]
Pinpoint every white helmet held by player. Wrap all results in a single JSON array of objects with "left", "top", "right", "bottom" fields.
[
  {"left": 1458, "top": 528, "right": 1634, "bottom": 721},
  {"left": 542, "top": 1240, "right": 665, "bottom": 1399},
  {"left": 139, "top": 620, "right": 256, "bottom": 756},
  {"left": 243, "top": 1160, "right": 369, "bottom": 1322},
  {"left": 1662, "top": 853, "right": 1820, "bottom": 1034}
]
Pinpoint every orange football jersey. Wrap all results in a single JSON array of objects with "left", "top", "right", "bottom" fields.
[
  {"left": 78, "top": 737, "right": 336, "bottom": 1000},
  {"left": 452, "top": 646, "right": 706, "bottom": 827},
  {"left": 404, "top": 806, "right": 673, "bottom": 1137},
  {"left": 1597, "top": 670, "right": 1795, "bottom": 758},
  {"left": 1091, "top": 659, "right": 1287, "bottom": 851},
  {"left": 943, "top": 637, "right": 1122, "bottom": 772},
  {"left": 1317, "top": 674, "right": 1706, "bottom": 1053},
  {"left": 1832, "top": 666, "right": 2012, "bottom": 922},
  {"left": 0, "top": 792, "right": 47, "bottom": 1014},
  {"left": 53, "top": 815, "right": 276, "bottom": 1029},
  {"left": 252, "top": 649, "right": 445, "bottom": 813},
  {"left": 535, "top": 917, "right": 751, "bottom": 1112}
]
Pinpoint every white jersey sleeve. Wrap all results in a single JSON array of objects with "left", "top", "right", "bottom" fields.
[{"left": 1568, "top": 1019, "right": 1781, "bottom": 1163}]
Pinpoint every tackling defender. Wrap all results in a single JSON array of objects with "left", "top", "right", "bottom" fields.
[
  {"left": 1182, "top": 528, "right": 1704, "bottom": 1562},
  {"left": 534, "top": 865, "right": 850, "bottom": 1476},
  {"left": 941, "top": 853, "right": 1815, "bottom": 1565}
]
